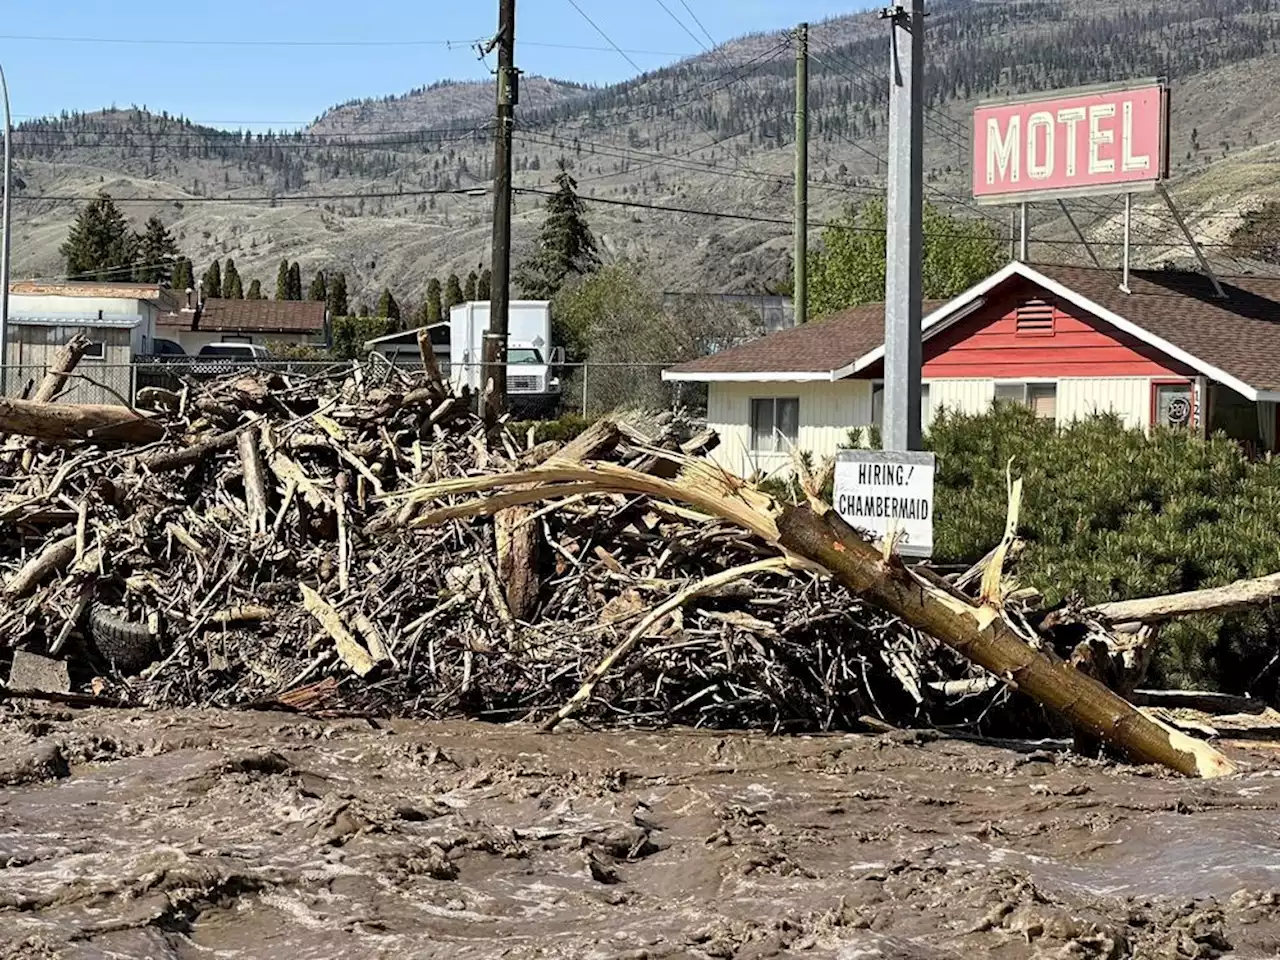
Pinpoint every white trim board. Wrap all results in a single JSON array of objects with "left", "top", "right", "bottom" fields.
[{"left": 661, "top": 370, "right": 833, "bottom": 383}]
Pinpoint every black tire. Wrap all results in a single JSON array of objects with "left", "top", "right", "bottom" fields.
[{"left": 87, "top": 604, "right": 160, "bottom": 675}]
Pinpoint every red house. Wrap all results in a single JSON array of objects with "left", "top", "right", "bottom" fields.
[{"left": 664, "top": 262, "right": 1280, "bottom": 477}]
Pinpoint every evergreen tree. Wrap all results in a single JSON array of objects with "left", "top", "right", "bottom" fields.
[
  {"left": 246, "top": 278, "right": 263, "bottom": 300},
  {"left": 357, "top": 302, "right": 370, "bottom": 318},
  {"left": 200, "top": 260, "right": 223, "bottom": 301},
  {"left": 477, "top": 267, "right": 492, "bottom": 300},
  {"left": 425, "top": 278, "right": 443, "bottom": 324},
  {"left": 60, "top": 192, "right": 138, "bottom": 281},
  {"left": 275, "top": 259, "right": 290, "bottom": 300},
  {"left": 172, "top": 257, "right": 195, "bottom": 292},
  {"left": 376, "top": 287, "right": 401, "bottom": 325},
  {"left": 514, "top": 161, "right": 600, "bottom": 299},
  {"left": 328, "top": 272, "right": 349, "bottom": 316},
  {"left": 222, "top": 258, "right": 243, "bottom": 299},
  {"left": 286, "top": 262, "right": 303, "bottom": 300},
  {"left": 444, "top": 273, "right": 464, "bottom": 310},
  {"left": 308, "top": 270, "right": 328, "bottom": 302},
  {"left": 134, "top": 215, "right": 179, "bottom": 284},
  {"left": 464, "top": 269, "right": 478, "bottom": 301}
]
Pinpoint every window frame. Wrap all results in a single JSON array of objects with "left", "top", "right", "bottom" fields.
[
  {"left": 1151, "top": 379, "right": 1195, "bottom": 431},
  {"left": 749, "top": 396, "right": 800, "bottom": 453},
  {"left": 871, "top": 380, "right": 932, "bottom": 429},
  {"left": 81, "top": 339, "right": 107, "bottom": 361},
  {"left": 992, "top": 379, "right": 1058, "bottom": 421}
]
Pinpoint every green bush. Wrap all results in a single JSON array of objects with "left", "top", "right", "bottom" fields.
[
  {"left": 508, "top": 414, "right": 595, "bottom": 445},
  {"left": 925, "top": 404, "right": 1280, "bottom": 693}
]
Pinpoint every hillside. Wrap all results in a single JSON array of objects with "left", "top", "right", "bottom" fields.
[{"left": 8, "top": 0, "right": 1280, "bottom": 309}]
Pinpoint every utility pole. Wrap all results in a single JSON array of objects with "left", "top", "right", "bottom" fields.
[
  {"left": 794, "top": 23, "right": 809, "bottom": 325},
  {"left": 0, "top": 64, "right": 11, "bottom": 398},
  {"left": 483, "top": 0, "right": 516, "bottom": 421},
  {"left": 880, "top": 0, "right": 924, "bottom": 452}
]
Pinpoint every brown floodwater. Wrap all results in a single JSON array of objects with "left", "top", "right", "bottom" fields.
[{"left": 1, "top": 705, "right": 1279, "bottom": 959}]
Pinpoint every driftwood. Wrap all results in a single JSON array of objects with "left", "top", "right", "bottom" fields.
[
  {"left": 1086, "top": 572, "right": 1280, "bottom": 625},
  {"left": 238, "top": 426, "right": 270, "bottom": 536},
  {"left": 5, "top": 535, "right": 77, "bottom": 599},
  {"left": 0, "top": 397, "right": 164, "bottom": 444},
  {"left": 31, "top": 335, "right": 93, "bottom": 405},
  {"left": 399, "top": 457, "right": 1236, "bottom": 779}
]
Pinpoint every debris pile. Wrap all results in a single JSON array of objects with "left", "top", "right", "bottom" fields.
[{"left": 0, "top": 361, "right": 947, "bottom": 729}]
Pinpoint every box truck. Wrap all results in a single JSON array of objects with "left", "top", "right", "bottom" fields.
[{"left": 448, "top": 300, "right": 564, "bottom": 417}]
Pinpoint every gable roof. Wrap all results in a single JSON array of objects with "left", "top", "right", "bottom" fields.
[
  {"left": 663, "top": 302, "right": 945, "bottom": 382},
  {"left": 664, "top": 262, "right": 1280, "bottom": 401},
  {"left": 192, "top": 299, "right": 327, "bottom": 334}
]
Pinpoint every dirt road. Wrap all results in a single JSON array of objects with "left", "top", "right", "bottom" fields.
[{"left": 0, "top": 706, "right": 1278, "bottom": 959}]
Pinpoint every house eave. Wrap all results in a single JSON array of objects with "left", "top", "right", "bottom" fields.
[{"left": 661, "top": 370, "right": 835, "bottom": 383}]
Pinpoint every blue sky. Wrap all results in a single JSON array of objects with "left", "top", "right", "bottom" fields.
[{"left": 2, "top": 0, "right": 865, "bottom": 131}]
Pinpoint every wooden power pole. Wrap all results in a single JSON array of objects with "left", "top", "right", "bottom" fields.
[
  {"left": 484, "top": 0, "right": 517, "bottom": 421},
  {"left": 794, "top": 23, "right": 809, "bottom": 325}
]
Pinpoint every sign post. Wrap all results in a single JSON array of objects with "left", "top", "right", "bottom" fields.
[{"left": 833, "top": 450, "right": 936, "bottom": 559}]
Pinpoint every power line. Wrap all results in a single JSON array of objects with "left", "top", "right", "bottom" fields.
[
  {"left": 0, "top": 33, "right": 685, "bottom": 56},
  {"left": 13, "top": 186, "right": 484, "bottom": 204}
]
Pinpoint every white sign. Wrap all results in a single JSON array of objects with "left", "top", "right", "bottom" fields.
[{"left": 833, "top": 450, "right": 936, "bottom": 558}]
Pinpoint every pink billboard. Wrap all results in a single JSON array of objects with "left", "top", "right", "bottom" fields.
[{"left": 972, "top": 82, "right": 1168, "bottom": 203}]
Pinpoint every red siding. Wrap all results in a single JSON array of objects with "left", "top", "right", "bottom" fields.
[{"left": 872, "top": 280, "right": 1195, "bottom": 380}]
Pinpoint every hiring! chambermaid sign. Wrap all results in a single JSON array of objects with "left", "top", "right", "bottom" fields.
[{"left": 833, "top": 450, "right": 937, "bottom": 558}]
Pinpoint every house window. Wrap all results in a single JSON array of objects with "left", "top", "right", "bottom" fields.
[
  {"left": 1154, "top": 382, "right": 1194, "bottom": 429},
  {"left": 994, "top": 382, "right": 1057, "bottom": 420},
  {"left": 750, "top": 397, "right": 799, "bottom": 453},
  {"left": 82, "top": 340, "right": 106, "bottom": 361},
  {"left": 871, "top": 383, "right": 932, "bottom": 428},
  {"left": 1015, "top": 298, "right": 1056, "bottom": 336}
]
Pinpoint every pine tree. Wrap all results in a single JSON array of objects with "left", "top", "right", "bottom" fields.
[
  {"left": 477, "top": 268, "right": 492, "bottom": 300},
  {"left": 60, "top": 192, "right": 138, "bottom": 281},
  {"left": 328, "top": 272, "right": 349, "bottom": 316},
  {"left": 357, "top": 302, "right": 370, "bottom": 318},
  {"left": 172, "top": 257, "right": 195, "bottom": 292},
  {"left": 200, "top": 260, "right": 223, "bottom": 301},
  {"left": 514, "top": 161, "right": 600, "bottom": 299},
  {"left": 275, "top": 259, "right": 290, "bottom": 300},
  {"left": 134, "top": 215, "right": 179, "bottom": 284},
  {"left": 246, "top": 278, "right": 263, "bottom": 300},
  {"left": 286, "top": 262, "right": 303, "bottom": 300},
  {"left": 308, "top": 270, "right": 328, "bottom": 303},
  {"left": 376, "top": 287, "right": 401, "bottom": 325},
  {"left": 464, "top": 269, "right": 478, "bottom": 301},
  {"left": 425, "top": 278, "right": 443, "bottom": 323},
  {"left": 222, "top": 258, "right": 243, "bottom": 299},
  {"left": 444, "top": 273, "right": 464, "bottom": 310}
]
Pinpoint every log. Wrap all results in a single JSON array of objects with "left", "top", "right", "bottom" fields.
[
  {"left": 416, "top": 328, "right": 446, "bottom": 391},
  {"left": 495, "top": 505, "right": 539, "bottom": 621},
  {"left": 1085, "top": 573, "right": 1280, "bottom": 625},
  {"left": 31, "top": 334, "right": 92, "bottom": 405},
  {"left": 238, "top": 426, "right": 270, "bottom": 536},
  {"left": 299, "top": 585, "right": 377, "bottom": 677},
  {"left": 5, "top": 534, "right": 77, "bottom": 598},
  {"left": 774, "top": 505, "right": 1236, "bottom": 779},
  {"left": 134, "top": 423, "right": 250, "bottom": 474},
  {"left": 0, "top": 397, "right": 165, "bottom": 444}
]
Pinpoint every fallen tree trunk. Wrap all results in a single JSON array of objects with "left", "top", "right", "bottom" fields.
[
  {"left": 1085, "top": 572, "right": 1280, "bottom": 625},
  {"left": 31, "top": 335, "right": 93, "bottom": 405},
  {"left": 0, "top": 397, "right": 164, "bottom": 444},
  {"left": 395, "top": 455, "right": 1237, "bottom": 779}
]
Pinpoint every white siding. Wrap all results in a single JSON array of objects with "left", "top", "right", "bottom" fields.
[
  {"left": 706, "top": 381, "right": 873, "bottom": 478},
  {"left": 1057, "top": 378, "right": 1152, "bottom": 430},
  {"left": 929, "top": 379, "right": 994, "bottom": 417}
]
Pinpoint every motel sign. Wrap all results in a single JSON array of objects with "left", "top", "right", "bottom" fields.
[{"left": 973, "top": 81, "right": 1169, "bottom": 203}]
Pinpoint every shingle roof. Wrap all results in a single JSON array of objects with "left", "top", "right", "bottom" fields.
[
  {"left": 665, "top": 263, "right": 1280, "bottom": 395},
  {"left": 1030, "top": 264, "right": 1280, "bottom": 394},
  {"left": 665, "top": 301, "right": 946, "bottom": 378},
  {"left": 197, "top": 299, "right": 327, "bottom": 334}
]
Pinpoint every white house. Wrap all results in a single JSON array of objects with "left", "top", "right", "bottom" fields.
[{"left": 663, "top": 262, "right": 1280, "bottom": 478}]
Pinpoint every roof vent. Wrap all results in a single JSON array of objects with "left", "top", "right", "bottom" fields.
[{"left": 1015, "top": 298, "right": 1055, "bottom": 336}]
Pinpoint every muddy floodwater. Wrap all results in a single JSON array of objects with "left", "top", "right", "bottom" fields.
[{"left": 1, "top": 709, "right": 1280, "bottom": 959}]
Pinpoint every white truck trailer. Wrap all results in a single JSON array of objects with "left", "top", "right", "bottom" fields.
[{"left": 448, "top": 300, "right": 564, "bottom": 417}]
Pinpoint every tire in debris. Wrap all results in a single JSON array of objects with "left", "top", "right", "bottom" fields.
[{"left": 87, "top": 604, "right": 160, "bottom": 675}]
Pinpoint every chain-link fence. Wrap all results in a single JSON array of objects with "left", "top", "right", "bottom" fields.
[{"left": 0, "top": 358, "right": 702, "bottom": 420}]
